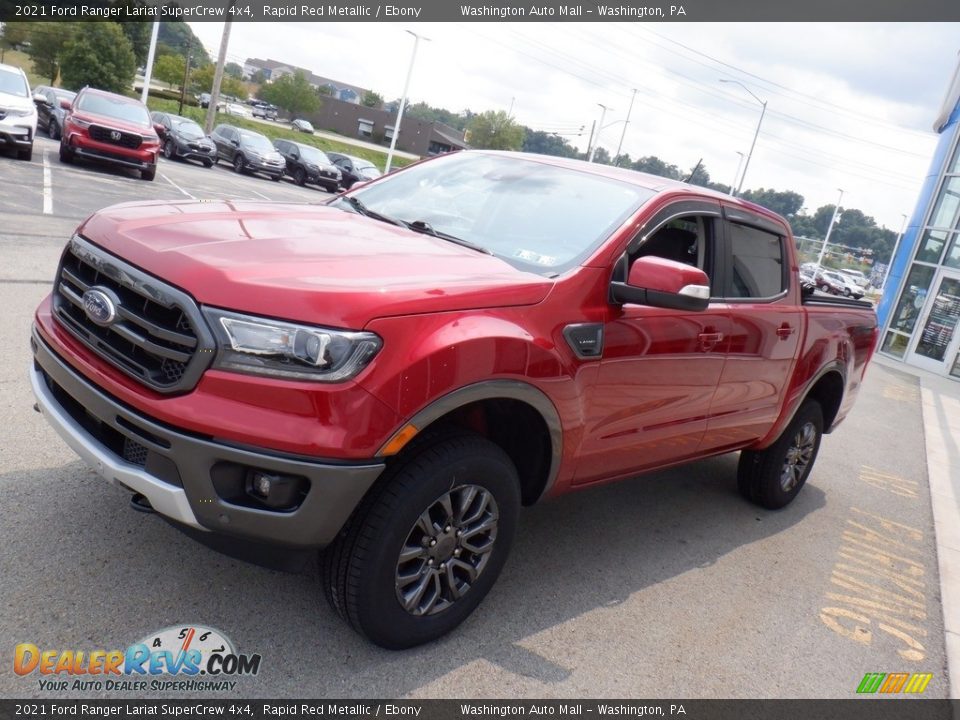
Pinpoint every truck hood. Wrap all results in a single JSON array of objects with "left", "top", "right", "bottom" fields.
[{"left": 78, "top": 200, "right": 553, "bottom": 329}]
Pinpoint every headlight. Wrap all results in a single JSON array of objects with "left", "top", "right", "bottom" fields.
[
  {"left": 203, "top": 308, "right": 381, "bottom": 382},
  {"left": 3, "top": 107, "right": 34, "bottom": 117},
  {"left": 306, "top": 163, "right": 319, "bottom": 171},
  {"left": 70, "top": 116, "right": 91, "bottom": 129}
]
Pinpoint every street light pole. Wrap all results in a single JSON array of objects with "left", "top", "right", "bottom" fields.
[
  {"left": 816, "top": 189, "right": 845, "bottom": 272},
  {"left": 385, "top": 30, "right": 429, "bottom": 175},
  {"left": 588, "top": 103, "right": 612, "bottom": 163},
  {"left": 140, "top": 20, "right": 160, "bottom": 105},
  {"left": 614, "top": 88, "right": 637, "bottom": 165},
  {"left": 881, "top": 213, "right": 909, "bottom": 291},
  {"left": 729, "top": 151, "right": 744, "bottom": 195},
  {"left": 720, "top": 79, "right": 767, "bottom": 196}
]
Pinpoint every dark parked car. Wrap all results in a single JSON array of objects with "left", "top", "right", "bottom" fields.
[
  {"left": 59, "top": 87, "right": 160, "bottom": 181},
  {"left": 327, "top": 152, "right": 382, "bottom": 189},
  {"left": 291, "top": 118, "right": 314, "bottom": 134},
  {"left": 273, "top": 139, "right": 341, "bottom": 192},
  {"left": 210, "top": 124, "right": 285, "bottom": 180},
  {"left": 199, "top": 93, "right": 211, "bottom": 108},
  {"left": 32, "top": 85, "right": 75, "bottom": 140},
  {"left": 150, "top": 112, "right": 217, "bottom": 167}
]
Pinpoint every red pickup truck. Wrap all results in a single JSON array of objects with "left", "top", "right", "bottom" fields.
[{"left": 30, "top": 151, "right": 877, "bottom": 648}]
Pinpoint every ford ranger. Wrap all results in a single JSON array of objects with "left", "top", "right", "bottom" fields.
[{"left": 30, "top": 151, "right": 878, "bottom": 648}]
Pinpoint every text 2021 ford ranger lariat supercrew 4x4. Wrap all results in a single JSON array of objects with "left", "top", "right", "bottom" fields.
[{"left": 30, "top": 151, "right": 878, "bottom": 648}]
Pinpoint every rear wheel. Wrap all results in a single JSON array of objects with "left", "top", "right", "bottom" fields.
[
  {"left": 320, "top": 433, "right": 520, "bottom": 649},
  {"left": 737, "top": 400, "right": 823, "bottom": 510},
  {"left": 49, "top": 120, "right": 60, "bottom": 140}
]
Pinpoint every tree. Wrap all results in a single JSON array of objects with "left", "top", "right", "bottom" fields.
[
  {"left": 316, "top": 84, "right": 334, "bottom": 97},
  {"left": 466, "top": 110, "right": 524, "bottom": 151},
  {"left": 741, "top": 188, "right": 805, "bottom": 219},
  {"left": 191, "top": 64, "right": 214, "bottom": 94},
  {"left": 259, "top": 71, "right": 320, "bottom": 117},
  {"left": 153, "top": 54, "right": 186, "bottom": 88},
  {"left": 220, "top": 76, "right": 248, "bottom": 99},
  {"left": 592, "top": 147, "right": 612, "bottom": 165},
  {"left": 521, "top": 129, "right": 578, "bottom": 158},
  {"left": 158, "top": 21, "right": 210, "bottom": 66},
  {"left": 686, "top": 162, "right": 712, "bottom": 187},
  {"left": 631, "top": 155, "right": 682, "bottom": 180},
  {"left": 361, "top": 90, "right": 383, "bottom": 108},
  {"left": 60, "top": 23, "right": 136, "bottom": 94},
  {"left": 1, "top": 21, "right": 31, "bottom": 62},
  {"left": 25, "top": 21, "right": 77, "bottom": 83},
  {"left": 251, "top": 70, "right": 267, "bottom": 85},
  {"left": 225, "top": 62, "right": 244, "bottom": 80},
  {"left": 120, "top": 21, "right": 152, "bottom": 66}
]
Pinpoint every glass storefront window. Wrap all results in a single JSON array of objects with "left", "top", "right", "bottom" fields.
[
  {"left": 916, "top": 229, "right": 950, "bottom": 263},
  {"left": 949, "top": 139, "right": 960, "bottom": 175},
  {"left": 914, "top": 277, "right": 960, "bottom": 362},
  {"left": 944, "top": 232, "right": 960, "bottom": 269},
  {"left": 928, "top": 176, "right": 960, "bottom": 230},
  {"left": 889, "top": 263, "right": 936, "bottom": 334},
  {"left": 881, "top": 331, "right": 910, "bottom": 358}
]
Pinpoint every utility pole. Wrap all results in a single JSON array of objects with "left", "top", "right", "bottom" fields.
[
  {"left": 588, "top": 103, "right": 611, "bottom": 163},
  {"left": 816, "top": 189, "right": 845, "bottom": 273},
  {"left": 204, "top": 11, "right": 234, "bottom": 134},
  {"left": 614, "top": 88, "right": 637, "bottom": 165},
  {"left": 140, "top": 20, "right": 160, "bottom": 104},
  {"left": 720, "top": 79, "right": 767, "bottom": 196},
  {"left": 584, "top": 120, "right": 596, "bottom": 160},
  {"left": 178, "top": 42, "right": 193, "bottom": 116},
  {"left": 729, "top": 151, "right": 744, "bottom": 195}
]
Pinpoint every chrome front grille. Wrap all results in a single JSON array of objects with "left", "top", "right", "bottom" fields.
[{"left": 52, "top": 237, "right": 215, "bottom": 394}]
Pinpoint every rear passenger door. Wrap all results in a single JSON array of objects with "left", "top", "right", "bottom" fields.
[{"left": 700, "top": 207, "right": 802, "bottom": 453}]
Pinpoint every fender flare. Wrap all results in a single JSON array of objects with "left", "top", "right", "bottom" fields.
[{"left": 377, "top": 379, "right": 564, "bottom": 503}]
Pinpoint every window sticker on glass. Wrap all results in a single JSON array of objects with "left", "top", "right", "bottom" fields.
[{"left": 514, "top": 249, "right": 557, "bottom": 265}]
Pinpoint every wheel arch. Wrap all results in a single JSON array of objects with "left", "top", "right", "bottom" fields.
[{"left": 377, "top": 380, "right": 563, "bottom": 506}]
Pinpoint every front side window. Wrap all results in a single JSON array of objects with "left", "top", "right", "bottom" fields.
[
  {"left": 632, "top": 215, "right": 717, "bottom": 292},
  {"left": 727, "top": 222, "right": 785, "bottom": 299}
]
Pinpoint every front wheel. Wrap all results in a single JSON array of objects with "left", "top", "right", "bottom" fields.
[
  {"left": 320, "top": 433, "right": 520, "bottom": 649},
  {"left": 141, "top": 164, "right": 156, "bottom": 181},
  {"left": 233, "top": 154, "right": 245, "bottom": 173},
  {"left": 163, "top": 140, "right": 176, "bottom": 160},
  {"left": 293, "top": 167, "right": 306, "bottom": 186},
  {"left": 58, "top": 141, "right": 74, "bottom": 164},
  {"left": 737, "top": 400, "right": 823, "bottom": 510}
]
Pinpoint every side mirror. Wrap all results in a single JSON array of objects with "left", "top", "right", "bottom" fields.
[
  {"left": 60, "top": 98, "right": 72, "bottom": 111},
  {"left": 610, "top": 256, "right": 710, "bottom": 311},
  {"left": 33, "top": 93, "right": 49, "bottom": 105},
  {"left": 153, "top": 123, "right": 166, "bottom": 137},
  {"left": 231, "top": 138, "right": 239, "bottom": 146}
]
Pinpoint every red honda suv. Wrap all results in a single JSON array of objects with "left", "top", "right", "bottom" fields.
[{"left": 59, "top": 87, "right": 160, "bottom": 181}]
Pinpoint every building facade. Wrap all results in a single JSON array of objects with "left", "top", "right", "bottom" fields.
[{"left": 876, "top": 53, "right": 960, "bottom": 380}]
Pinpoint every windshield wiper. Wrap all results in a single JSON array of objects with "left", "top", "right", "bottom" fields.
[
  {"left": 338, "top": 196, "right": 407, "bottom": 229},
  {"left": 405, "top": 220, "right": 492, "bottom": 255}
]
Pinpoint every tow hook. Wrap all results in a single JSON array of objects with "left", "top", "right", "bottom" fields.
[{"left": 130, "top": 493, "right": 155, "bottom": 514}]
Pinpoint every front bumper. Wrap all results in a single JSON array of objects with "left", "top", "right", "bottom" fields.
[
  {"left": 176, "top": 141, "right": 216, "bottom": 162},
  {"left": 31, "top": 326, "right": 385, "bottom": 549},
  {"left": 0, "top": 122, "right": 34, "bottom": 149},
  {"left": 246, "top": 156, "right": 285, "bottom": 176},
  {"left": 69, "top": 132, "right": 157, "bottom": 170}
]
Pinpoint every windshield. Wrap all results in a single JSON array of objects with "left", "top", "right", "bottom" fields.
[
  {"left": 299, "top": 145, "right": 330, "bottom": 165},
  {"left": 0, "top": 68, "right": 28, "bottom": 97},
  {"left": 240, "top": 132, "right": 274, "bottom": 152},
  {"left": 75, "top": 93, "right": 150, "bottom": 126},
  {"left": 172, "top": 118, "right": 204, "bottom": 138},
  {"left": 345, "top": 152, "right": 655, "bottom": 273},
  {"left": 54, "top": 89, "right": 76, "bottom": 102}
]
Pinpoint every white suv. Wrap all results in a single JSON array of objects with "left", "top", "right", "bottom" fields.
[{"left": 0, "top": 63, "right": 37, "bottom": 161}]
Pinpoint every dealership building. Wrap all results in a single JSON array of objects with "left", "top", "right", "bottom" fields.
[{"left": 876, "top": 53, "right": 960, "bottom": 380}]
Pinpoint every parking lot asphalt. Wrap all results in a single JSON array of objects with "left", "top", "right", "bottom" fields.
[{"left": 0, "top": 138, "right": 952, "bottom": 699}]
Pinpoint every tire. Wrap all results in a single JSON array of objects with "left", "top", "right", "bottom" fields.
[
  {"left": 49, "top": 120, "right": 60, "bottom": 140},
  {"left": 141, "top": 164, "right": 156, "bottom": 181},
  {"left": 293, "top": 167, "right": 306, "bottom": 186},
  {"left": 324, "top": 182, "right": 339, "bottom": 194},
  {"left": 320, "top": 433, "right": 521, "bottom": 649},
  {"left": 203, "top": 159, "right": 213, "bottom": 168},
  {"left": 233, "top": 154, "right": 245, "bottom": 173},
  {"left": 58, "top": 141, "right": 73, "bottom": 164},
  {"left": 163, "top": 140, "right": 176, "bottom": 160},
  {"left": 842, "top": 287, "right": 851, "bottom": 297},
  {"left": 17, "top": 145, "right": 33, "bottom": 161},
  {"left": 737, "top": 400, "right": 823, "bottom": 510},
  {"left": 819, "top": 283, "right": 830, "bottom": 294}
]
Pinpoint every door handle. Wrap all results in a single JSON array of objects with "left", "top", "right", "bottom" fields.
[{"left": 776, "top": 324, "right": 795, "bottom": 339}]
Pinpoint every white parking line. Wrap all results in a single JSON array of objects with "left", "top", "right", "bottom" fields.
[
  {"left": 160, "top": 172, "right": 196, "bottom": 200},
  {"left": 42, "top": 151, "right": 53, "bottom": 215},
  {"left": 248, "top": 187, "right": 270, "bottom": 200}
]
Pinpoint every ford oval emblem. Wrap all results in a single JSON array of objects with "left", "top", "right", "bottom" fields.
[{"left": 82, "top": 288, "right": 117, "bottom": 327}]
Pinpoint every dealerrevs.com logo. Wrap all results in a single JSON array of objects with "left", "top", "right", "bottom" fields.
[{"left": 14, "top": 625, "right": 262, "bottom": 693}]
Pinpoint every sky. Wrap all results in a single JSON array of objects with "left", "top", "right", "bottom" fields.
[{"left": 187, "top": 21, "right": 960, "bottom": 233}]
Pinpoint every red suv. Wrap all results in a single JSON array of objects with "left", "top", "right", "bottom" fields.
[{"left": 59, "top": 88, "right": 160, "bottom": 181}]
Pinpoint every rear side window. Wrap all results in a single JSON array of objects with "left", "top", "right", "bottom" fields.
[{"left": 727, "top": 222, "right": 786, "bottom": 299}]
